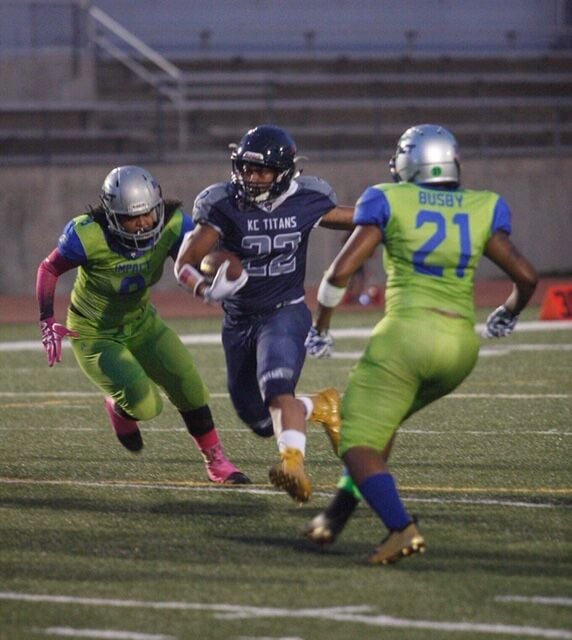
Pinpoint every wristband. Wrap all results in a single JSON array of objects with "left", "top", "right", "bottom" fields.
[
  {"left": 317, "top": 275, "right": 346, "bottom": 308},
  {"left": 175, "top": 263, "right": 205, "bottom": 297}
]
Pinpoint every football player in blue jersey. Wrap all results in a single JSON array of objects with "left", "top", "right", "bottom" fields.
[
  {"left": 302, "top": 124, "right": 538, "bottom": 565},
  {"left": 175, "top": 125, "right": 354, "bottom": 503},
  {"left": 36, "top": 165, "right": 249, "bottom": 484}
]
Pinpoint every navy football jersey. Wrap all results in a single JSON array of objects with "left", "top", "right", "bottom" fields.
[{"left": 193, "top": 176, "right": 337, "bottom": 316}]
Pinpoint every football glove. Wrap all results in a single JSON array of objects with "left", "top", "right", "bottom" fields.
[
  {"left": 305, "top": 326, "right": 334, "bottom": 358},
  {"left": 203, "top": 260, "right": 249, "bottom": 303},
  {"left": 484, "top": 305, "right": 519, "bottom": 338},
  {"left": 39, "top": 316, "right": 79, "bottom": 367}
]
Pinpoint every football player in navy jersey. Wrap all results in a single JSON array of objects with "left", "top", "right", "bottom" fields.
[{"left": 175, "top": 125, "right": 354, "bottom": 503}]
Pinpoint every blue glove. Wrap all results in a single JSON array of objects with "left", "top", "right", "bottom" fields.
[
  {"left": 305, "top": 326, "right": 334, "bottom": 358},
  {"left": 484, "top": 305, "right": 519, "bottom": 338}
]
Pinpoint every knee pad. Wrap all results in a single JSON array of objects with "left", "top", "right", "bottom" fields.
[{"left": 122, "top": 382, "right": 163, "bottom": 421}]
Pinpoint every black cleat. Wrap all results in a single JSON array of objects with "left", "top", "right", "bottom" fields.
[
  {"left": 117, "top": 430, "right": 143, "bottom": 453},
  {"left": 224, "top": 471, "right": 252, "bottom": 485}
]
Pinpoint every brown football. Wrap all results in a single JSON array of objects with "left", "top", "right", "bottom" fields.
[{"left": 200, "top": 249, "right": 244, "bottom": 282}]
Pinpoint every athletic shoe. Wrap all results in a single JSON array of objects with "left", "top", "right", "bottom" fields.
[
  {"left": 368, "top": 520, "right": 426, "bottom": 565},
  {"left": 104, "top": 397, "right": 143, "bottom": 452},
  {"left": 309, "top": 388, "right": 341, "bottom": 454},
  {"left": 202, "top": 443, "right": 251, "bottom": 484},
  {"left": 269, "top": 447, "right": 312, "bottom": 503},
  {"left": 301, "top": 489, "right": 359, "bottom": 544}
]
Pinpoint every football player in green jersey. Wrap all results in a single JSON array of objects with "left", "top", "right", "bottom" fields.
[
  {"left": 303, "top": 124, "right": 537, "bottom": 564},
  {"left": 36, "top": 165, "right": 249, "bottom": 484}
]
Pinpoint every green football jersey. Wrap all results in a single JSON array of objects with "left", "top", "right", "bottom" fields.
[
  {"left": 59, "top": 209, "right": 189, "bottom": 329},
  {"left": 355, "top": 182, "right": 511, "bottom": 322}
]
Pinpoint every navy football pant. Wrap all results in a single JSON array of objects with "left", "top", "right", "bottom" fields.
[{"left": 222, "top": 302, "right": 312, "bottom": 437}]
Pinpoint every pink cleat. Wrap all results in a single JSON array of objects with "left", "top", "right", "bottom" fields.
[
  {"left": 201, "top": 443, "right": 251, "bottom": 484},
  {"left": 104, "top": 397, "right": 143, "bottom": 452}
]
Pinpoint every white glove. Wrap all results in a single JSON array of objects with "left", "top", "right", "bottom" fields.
[
  {"left": 203, "top": 260, "right": 249, "bottom": 303},
  {"left": 484, "top": 305, "right": 519, "bottom": 338},
  {"left": 305, "top": 326, "right": 334, "bottom": 358}
]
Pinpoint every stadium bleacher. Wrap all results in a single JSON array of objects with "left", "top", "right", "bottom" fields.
[{"left": 0, "top": 1, "right": 571, "bottom": 164}]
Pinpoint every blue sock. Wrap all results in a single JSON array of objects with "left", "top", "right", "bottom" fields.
[{"left": 358, "top": 473, "right": 411, "bottom": 531}]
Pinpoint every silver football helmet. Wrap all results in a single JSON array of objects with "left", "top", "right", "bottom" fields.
[
  {"left": 389, "top": 124, "right": 460, "bottom": 185},
  {"left": 100, "top": 165, "right": 165, "bottom": 252}
]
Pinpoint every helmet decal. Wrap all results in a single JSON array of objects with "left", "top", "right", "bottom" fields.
[{"left": 389, "top": 124, "right": 460, "bottom": 186}]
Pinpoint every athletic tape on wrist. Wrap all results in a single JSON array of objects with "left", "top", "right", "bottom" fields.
[
  {"left": 317, "top": 275, "right": 346, "bottom": 308},
  {"left": 176, "top": 263, "right": 205, "bottom": 297}
]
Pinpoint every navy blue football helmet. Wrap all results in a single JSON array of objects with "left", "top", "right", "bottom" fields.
[{"left": 231, "top": 125, "right": 297, "bottom": 205}]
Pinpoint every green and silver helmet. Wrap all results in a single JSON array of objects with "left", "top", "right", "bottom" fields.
[
  {"left": 389, "top": 124, "right": 460, "bottom": 185},
  {"left": 100, "top": 165, "right": 165, "bottom": 252}
]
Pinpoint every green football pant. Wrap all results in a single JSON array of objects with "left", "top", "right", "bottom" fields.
[
  {"left": 69, "top": 306, "right": 209, "bottom": 420},
  {"left": 339, "top": 308, "right": 480, "bottom": 456}
]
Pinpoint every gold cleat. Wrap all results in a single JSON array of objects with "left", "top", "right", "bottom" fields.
[
  {"left": 368, "top": 521, "right": 426, "bottom": 565},
  {"left": 308, "top": 388, "right": 341, "bottom": 455},
  {"left": 269, "top": 447, "right": 312, "bottom": 503}
]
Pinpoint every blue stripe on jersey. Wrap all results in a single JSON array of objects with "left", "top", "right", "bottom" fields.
[
  {"left": 58, "top": 219, "right": 88, "bottom": 264},
  {"left": 168, "top": 212, "right": 195, "bottom": 260},
  {"left": 491, "top": 196, "right": 512, "bottom": 234},
  {"left": 354, "top": 186, "right": 391, "bottom": 228}
]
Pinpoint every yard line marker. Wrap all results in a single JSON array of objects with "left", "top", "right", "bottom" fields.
[
  {"left": 37, "top": 627, "right": 176, "bottom": 639},
  {"left": 2, "top": 593, "right": 571, "bottom": 639},
  {"left": 0, "top": 477, "right": 569, "bottom": 508},
  {"left": 496, "top": 596, "right": 572, "bottom": 607},
  {"left": 1, "top": 319, "right": 570, "bottom": 353}
]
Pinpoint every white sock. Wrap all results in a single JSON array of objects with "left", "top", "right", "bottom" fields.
[
  {"left": 277, "top": 429, "right": 306, "bottom": 455},
  {"left": 298, "top": 396, "right": 314, "bottom": 419}
]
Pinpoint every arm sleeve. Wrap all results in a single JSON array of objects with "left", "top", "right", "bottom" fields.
[{"left": 36, "top": 248, "right": 79, "bottom": 321}]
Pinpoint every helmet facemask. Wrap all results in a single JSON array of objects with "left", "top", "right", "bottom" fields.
[
  {"left": 232, "top": 158, "right": 294, "bottom": 205},
  {"left": 230, "top": 125, "right": 297, "bottom": 207},
  {"left": 100, "top": 166, "right": 165, "bottom": 252}
]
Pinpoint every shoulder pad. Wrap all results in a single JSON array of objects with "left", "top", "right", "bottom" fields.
[
  {"left": 193, "top": 182, "right": 230, "bottom": 219},
  {"left": 295, "top": 175, "right": 335, "bottom": 198}
]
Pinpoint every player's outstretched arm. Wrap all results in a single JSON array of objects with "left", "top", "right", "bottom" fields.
[{"left": 319, "top": 205, "right": 355, "bottom": 230}]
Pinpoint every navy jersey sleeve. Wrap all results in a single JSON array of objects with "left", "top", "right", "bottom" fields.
[
  {"left": 192, "top": 182, "right": 230, "bottom": 236},
  {"left": 296, "top": 175, "right": 338, "bottom": 209},
  {"left": 354, "top": 186, "right": 391, "bottom": 229},
  {"left": 57, "top": 219, "right": 88, "bottom": 265}
]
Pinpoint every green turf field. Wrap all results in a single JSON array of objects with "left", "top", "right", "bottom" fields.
[{"left": 1, "top": 308, "right": 571, "bottom": 640}]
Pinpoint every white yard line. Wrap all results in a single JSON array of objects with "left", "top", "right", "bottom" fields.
[
  {"left": 496, "top": 596, "right": 572, "bottom": 607},
  {"left": 0, "top": 477, "right": 568, "bottom": 508},
  {"left": 37, "top": 628, "right": 176, "bottom": 640},
  {"left": 1, "top": 320, "right": 571, "bottom": 353},
  {"left": 2, "top": 593, "right": 571, "bottom": 639}
]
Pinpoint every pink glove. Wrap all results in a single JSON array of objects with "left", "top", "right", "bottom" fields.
[{"left": 39, "top": 317, "right": 79, "bottom": 367}]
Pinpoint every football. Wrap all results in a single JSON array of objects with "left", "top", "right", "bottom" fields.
[{"left": 200, "top": 249, "right": 244, "bottom": 282}]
